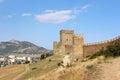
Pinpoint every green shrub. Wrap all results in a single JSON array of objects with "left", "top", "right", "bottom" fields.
[
  {"left": 97, "top": 61, "right": 101, "bottom": 64},
  {"left": 40, "top": 53, "right": 53, "bottom": 60},
  {"left": 32, "top": 67, "right": 37, "bottom": 70},
  {"left": 48, "top": 59, "right": 52, "bottom": 62},
  {"left": 86, "top": 65, "right": 94, "bottom": 69},
  {"left": 40, "top": 54, "right": 45, "bottom": 60}
]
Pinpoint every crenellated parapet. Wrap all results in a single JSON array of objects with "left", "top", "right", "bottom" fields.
[{"left": 84, "top": 35, "right": 120, "bottom": 46}]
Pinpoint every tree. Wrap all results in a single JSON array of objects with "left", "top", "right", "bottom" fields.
[{"left": 40, "top": 54, "right": 45, "bottom": 60}]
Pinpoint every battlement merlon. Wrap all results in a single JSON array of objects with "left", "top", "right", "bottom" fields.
[
  {"left": 74, "top": 34, "right": 84, "bottom": 38},
  {"left": 60, "top": 30, "right": 74, "bottom": 34},
  {"left": 53, "top": 41, "right": 59, "bottom": 44}
]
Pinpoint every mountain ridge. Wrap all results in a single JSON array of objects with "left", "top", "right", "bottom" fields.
[{"left": 0, "top": 39, "right": 50, "bottom": 54}]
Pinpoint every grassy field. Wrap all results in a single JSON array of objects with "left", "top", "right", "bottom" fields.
[
  {"left": 17, "top": 54, "right": 87, "bottom": 80},
  {"left": 0, "top": 64, "right": 25, "bottom": 80},
  {"left": 0, "top": 54, "right": 94, "bottom": 80},
  {"left": 18, "top": 54, "right": 65, "bottom": 80},
  {"left": 0, "top": 54, "right": 115, "bottom": 80}
]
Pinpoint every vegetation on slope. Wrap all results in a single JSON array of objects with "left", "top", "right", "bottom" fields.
[{"left": 90, "top": 39, "right": 120, "bottom": 59}]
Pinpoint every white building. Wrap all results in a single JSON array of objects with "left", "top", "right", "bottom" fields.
[
  {"left": 8, "top": 55, "right": 16, "bottom": 59},
  {"left": 16, "top": 56, "right": 27, "bottom": 61},
  {"left": 0, "top": 57, "right": 5, "bottom": 61},
  {"left": 8, "top": 55, "right": 16, "bottom": 64}
]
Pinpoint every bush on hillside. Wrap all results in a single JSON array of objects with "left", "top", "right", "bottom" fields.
[
  {"left": 86, "top": 65, "right": 94, "bottom": 69},
  {"left": 40, "top": 54, "right": 45, "bottom": 60},
  {"left": 40, "top": 53, "right": 53, "bottom": 60},
  {"left": 48, "top": 59, "right": 52, "bottom": 62}
]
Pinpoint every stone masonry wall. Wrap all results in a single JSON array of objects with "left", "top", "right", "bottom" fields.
[{"left": 83, "top": 36, "right": 120, "bottom": 57}]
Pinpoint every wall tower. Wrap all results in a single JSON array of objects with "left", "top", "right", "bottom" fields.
[
  {"left": 53, "top": 30, "right": 84, "bottom": 59},
  {"left": 73, "top": 35, "right": 84, "bottom": 59}
]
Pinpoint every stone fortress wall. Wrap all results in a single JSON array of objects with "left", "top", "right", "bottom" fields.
[
  {"left": 83, "top": 36, "right": 120, "bottom": 57},
  {"left": 53, "top": 30, "right": 120, "bottom": 59}
]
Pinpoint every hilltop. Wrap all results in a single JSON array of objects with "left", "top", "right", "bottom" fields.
[{"left": 0, "top": 39, "right": 50, "bottom": 54}]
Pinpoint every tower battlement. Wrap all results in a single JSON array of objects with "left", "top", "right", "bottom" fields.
[
  {"left": 60, "top": 30, "right": 74, "bottom": 34},
  {"left": 74, "top": 34, "right": 84, "bottom": 39}
]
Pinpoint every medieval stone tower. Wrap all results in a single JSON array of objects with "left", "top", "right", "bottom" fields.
[
  {"left": 53, "top": 30, "right": 84, "bottom": 59},
  {"left": 54, "top": 30, "right": 120, "bottom": 59}
]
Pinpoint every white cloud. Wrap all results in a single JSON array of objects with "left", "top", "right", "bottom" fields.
[
  {"left": 82, "top": 4, "right": 90, "bottom": 10},
  {"left": 0, "top": 0, "right": 4, "bottom": 3},
  {"left": 22, "top": 13, "right": 32, "bottom": 16},
  {"left": 35, "top": 9, "right": 79, "bottom": 24}
]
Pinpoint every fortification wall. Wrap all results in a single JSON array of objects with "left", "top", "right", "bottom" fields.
[
  {"left": 54, "top": 29, "right": 120, "bottom": 59},
  {"left": 83, "top": 36, "right": 120, "bottom": 57}
]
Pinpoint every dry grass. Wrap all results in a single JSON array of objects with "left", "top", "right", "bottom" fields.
[
  {"left": 0, "top": 64, "right": 25, "bottom": 80},
  {"left": 18, "top": 54, "right": 64, "bottom": 80},
  {"left": 18, "top": 54, "right": 102, "bottom": 80},
  {"left": 0, "top": 54, "right": 113, "bottom": 80},
  {"left": 84, "top": 57, "right": 120, "bottom": 80}
]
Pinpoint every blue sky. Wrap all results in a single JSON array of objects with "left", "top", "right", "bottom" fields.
[{"left": 0, "top": 0, "right": 120, "bottom": 49}]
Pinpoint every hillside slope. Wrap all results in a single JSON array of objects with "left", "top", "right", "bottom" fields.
[
  {"left": 85, "top": 57, "right": 120, "bottom": 80},
  {"left": 0, "top": 39, "right": 50, "bottom": 54},
  {"left": 0, "top": 53, "right": 120, "bottom": 80},
  {"left": 29, "top": 56, "right": 120, "bottom": 80}
]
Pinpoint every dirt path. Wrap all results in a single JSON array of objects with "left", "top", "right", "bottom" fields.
[
  {"left": 13, "top": 64, "right": 29, "bottom": 80},
  {"left": 85, "top": 57, "right": 120, "bottom": 80}
]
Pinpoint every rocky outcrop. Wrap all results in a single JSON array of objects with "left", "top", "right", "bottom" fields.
[{"left": 62, "top": 54, "right": 71, "bottom": 67}]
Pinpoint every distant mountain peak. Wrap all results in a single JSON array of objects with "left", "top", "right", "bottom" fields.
[
  {"left": 0, "top": 40, "right": 50, "bottom": 54},
  {"left": 9, "top": 39, "right": 20, "bottom": 44}
]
